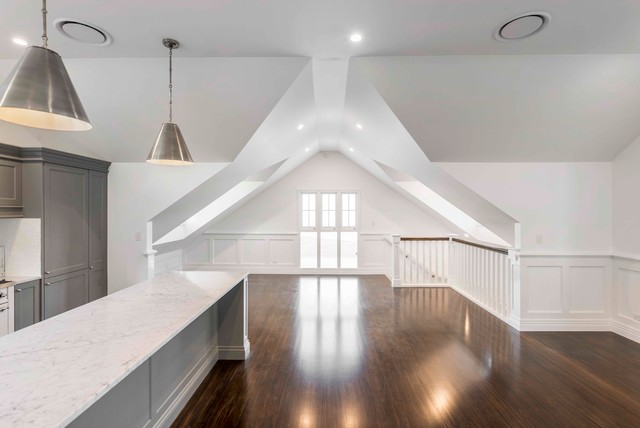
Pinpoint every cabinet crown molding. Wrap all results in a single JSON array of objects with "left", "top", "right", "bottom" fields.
[{"left": 0, "top": 143, "right": 110, "bottom": 173}]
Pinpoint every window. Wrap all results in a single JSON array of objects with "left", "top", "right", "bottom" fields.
[
  {"left": 301, "top": 193, "right": 316, "bottom": 228},
  {"left": 299, "top": 191, "right": 358, "bottom": 268}
]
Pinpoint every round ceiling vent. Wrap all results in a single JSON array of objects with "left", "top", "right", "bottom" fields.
[
  {"left": 54, "top": 18, "right": 113, "bottom": 46},
  {"left": 494, "top": 12, "right": 550, "bottom": 41}
]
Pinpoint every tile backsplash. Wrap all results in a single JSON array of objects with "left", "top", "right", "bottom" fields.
[{"left": 0, "top": 218, "right": 41, "bottom": 276}]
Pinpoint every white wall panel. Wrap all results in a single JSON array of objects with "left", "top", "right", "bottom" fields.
[
  {"left": 618, "top": 267, "right": 640, "bottom": 320},
  {"left": 568, "top": 266, "right": 606, "bottom": 314},
  {"left": 213, "top": 239, "right": 238, "bottom": 265},
  {"left": 612, "top": 257, "right": 640, "bottom": 342},
  {"left": 241, "top": 240, "right": 267, "bottom": 265},
  {"left": 520, "top": 256, "right": 612, "bottom": 331},
  {"left": 183, "top": 233, "right": 389, "bottom": 274},
  {"left": 525, "top": 266, "right": 563, "bottom": 314},
  {"left": 268, "top": 238, "right": 297, "bottom": 266},
  {"left": 359, "top": 235, "right": 389, "bottom": 267}
]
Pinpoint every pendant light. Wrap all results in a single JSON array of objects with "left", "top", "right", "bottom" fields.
[
  {"left": 0, "top": 0, "right": 91, "bottom": 131},
  {"left": 146, "top": 38, "right": 194, "bottom": 165}
]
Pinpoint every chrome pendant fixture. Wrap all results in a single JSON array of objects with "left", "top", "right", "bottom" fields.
[
  {"left": 146, "top": 38, "right": 193, "bottom": 165},
  {"left": 0, "top": 0, "right": 91, "bottom": 131}
]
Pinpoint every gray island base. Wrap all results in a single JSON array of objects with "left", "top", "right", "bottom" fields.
[{"left": 0, "top": 271, "right": 250, "bottom": 428}]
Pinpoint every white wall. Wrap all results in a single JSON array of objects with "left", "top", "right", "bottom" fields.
[
  {"left": 108, "top": 162, "right": 226, "bottom": 293},
  {"left": 184, "top": 152, "right": 453, "bottom": 273},
  {"left": 611, "top": 135, "right": 640, "bottom": 341},
  {"left": 209, "top": 152, "right": 452, "bottom": 235},
  {"left": 437, "top": 162, "right": 612, "bottom": 253},
  {"left": 613, "top": 135, "right": 640, "bottom": 258},
  {"left": 0, "top": 218, "right": 41, "bottom": 276}
]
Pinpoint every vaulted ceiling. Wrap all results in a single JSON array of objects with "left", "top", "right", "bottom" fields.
[
  {"left": 3, "top": 0, "right": 640, "bottom": 247},
  {"left": 3, "top": 0, "right": 640, "bottom": 163}
]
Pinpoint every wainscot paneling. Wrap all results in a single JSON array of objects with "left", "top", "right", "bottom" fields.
[
  {"left": 183, "top": 233, "right": 390, "bottom": 274},
  {"left": 612, "top": 256, "right": 640, "bottom": 343},
  {"left": 519, "top": 255, "right": 611, "bottom": 331}
]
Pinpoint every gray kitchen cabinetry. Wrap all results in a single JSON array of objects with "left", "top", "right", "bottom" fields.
[
  {"left": 44, "top": 163, "right": 89, "bottom": 278},
  {"left": 0, "top": 157, "right": 22, "bottom": 217},
  {"left": 88, "top": 171, "right": 108, "bottom": 301},
  {"left": 14, "top": 279, "right": 41, "bottom": 331},
  {"left": 16, "top": 146, "right": 110, "bottom": 320},
  {"left": 43, "top": 271, "right": 89, "bottom": 319}
]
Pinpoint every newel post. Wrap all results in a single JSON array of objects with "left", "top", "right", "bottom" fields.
[
  {"left": 143, "top": 221, "right": 158, "bottom": 279},
  {"left": 391, "top": 235, "right": 401, "bottom": 287}
]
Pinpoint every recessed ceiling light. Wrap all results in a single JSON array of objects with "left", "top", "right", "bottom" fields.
[
  {"left": 356, "top": 123, "right": 363, "bottom": 130},
  {"left": 350, "top": 33, "right": 363, "bottom": 42},
  {"left": 305, "top": 147, "right": 310, "bottom": 152},
  {"left": 54, "top": 18, "right": 113, "bottom": 46},
  {"left": 297, "top": 123, "right": 304, "bottom": 130},
  {"left": 12, "top": 38, "right": 28, "bottom": 46},
  {"left": 494, "top": 12, "right": 550, "bottom": 41},
  {"left": 464, "top": 233, "right": 470, "bottom": 238},
  {"left": 349, "top": 147, "right": 355, "bottom": 152}
]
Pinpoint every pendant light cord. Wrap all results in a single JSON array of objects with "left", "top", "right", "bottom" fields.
[
  {"left": 169, "top": 46, "right": 173, "bottom": 123},
  {"left": 41, "top": 0, "right": 48, "bottom": 48}
]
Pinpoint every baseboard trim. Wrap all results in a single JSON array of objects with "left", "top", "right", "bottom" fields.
[
  {"left": 184, "top": 265, "right": 388, "bottom": 276},
  {"left": 218, "top": 339, "right": 251, "bottom": 361},
  {"left": 153, "top": 347, "right": 219, "bottom": 428},
  {"left": 612, "top": 320, "right": 640, "bottom": 343},
  {"left": 518, "top": 319, "right": 611, "bottom": 332},
  {"left": 393, "top": 283, "right": 450, "bottom": 288}
]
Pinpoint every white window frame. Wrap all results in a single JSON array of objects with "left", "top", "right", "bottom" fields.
[{"left": 298, "top": 190, "right": 359, "bottom": 268}]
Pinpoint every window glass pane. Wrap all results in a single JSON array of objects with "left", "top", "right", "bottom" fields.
[
  {"left": 341, "top": 193, "right": 356, "bottom": 228},
  {"left": 302, "top": 193, "right": 316, "bottom": 228},
  {"left": 320, "top": 232, "right": 338, "bottom": 268},
  {"left": 322, "top": 193, "right": 336, "bottom": 228},
  {"left": 341, "top": 231, "right": 358, "bottom": 268},
  {"left": 300, "top": 232, "right": 318, "bottom": 268}
]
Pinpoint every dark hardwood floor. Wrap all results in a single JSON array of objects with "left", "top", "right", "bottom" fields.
[{"left": 172, "top": 275, "right": 640, "bottom": 427}]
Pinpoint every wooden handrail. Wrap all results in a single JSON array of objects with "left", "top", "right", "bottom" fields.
[
  {"left": 399, "top": 237, "right": 449, "bottom": 241},
  {"left": 451, "top": 238, "right": 509, "bottom": 255},
  {"left": 398, "top": 236, "right": 510, "bottom": 255}
]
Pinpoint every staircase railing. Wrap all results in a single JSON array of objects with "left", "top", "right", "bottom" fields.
[{"left": 389, "top": 234, "right": 520, "bottom": 324}]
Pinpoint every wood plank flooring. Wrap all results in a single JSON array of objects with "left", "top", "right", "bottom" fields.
[{"left": 172, "top": 275, "right": 640, "bottom": 427}]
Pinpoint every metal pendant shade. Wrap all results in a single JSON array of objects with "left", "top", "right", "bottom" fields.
[
  {"left": 0, "top": 1, "right": 91, "bottom": 131},
  {"left": 147, "top": 122, "right": 194, "bottom": 165},
  {"left": 146, "top": 38, "right": 193, "bottom": 165}
]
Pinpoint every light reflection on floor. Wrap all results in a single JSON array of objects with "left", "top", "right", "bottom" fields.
[{"left": 296, "top": 277, "right": 363, "bottom": 381}]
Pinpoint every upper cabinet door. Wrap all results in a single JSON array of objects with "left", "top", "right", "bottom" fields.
[
  {"left": 44, "top": 164, "right": 89, "bottom": 278},
  {"left": 0, "top": 159, "right": 22, "bottom": 207},
  {"left": 88, "top": 171, "right": 107, "bottom": 271}
]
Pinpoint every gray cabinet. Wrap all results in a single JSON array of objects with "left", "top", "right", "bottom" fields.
[
  {"left": 0, "top": 158, "right": 22, "bottom": 217},
  {"left": 88, "top": 171, "right": 108, "bottom": 301},
  {"left": 14, "top": 280, "right": 41, "bottom": 331},
  {"left": 9, "top": 145, "right": 110, "bottom": 323},
  {"left": 43, "top": 164, "right": 89, "bottom": 278},
  {"left": 43, "top": 270, "right": 89, "bottom": 319}
]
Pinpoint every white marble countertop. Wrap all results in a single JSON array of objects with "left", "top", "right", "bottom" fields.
[
  {"left": 0, "top": 275, "right": 41, "bottom": 289},
  {"left": 0, "top": 270, "right": 248, "bottom": 428},
  {"left": 1, "top": 275, "right": 42, "bottom": 288}
]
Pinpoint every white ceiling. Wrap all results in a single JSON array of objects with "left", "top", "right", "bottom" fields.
[
  {"left": 0, "top": 57, "right": 308, "bottom": 161},
  {"left": 2, "top": 0, "right": 640, "bottom": 245},
  {"left": 3, "top": 0, "right": 640, "bottom": 58},
  {"left": 356, "top": 55, "right": 640, "bottom": 161}
]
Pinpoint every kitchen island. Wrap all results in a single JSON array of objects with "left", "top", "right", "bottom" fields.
[{"left": 0, "top": 270, "right": 250, "bottom": 428}]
